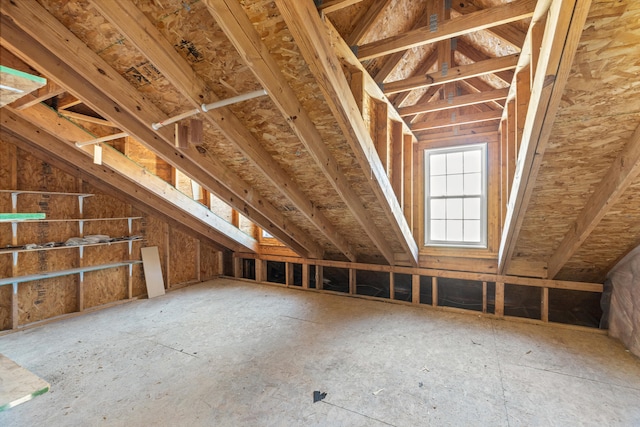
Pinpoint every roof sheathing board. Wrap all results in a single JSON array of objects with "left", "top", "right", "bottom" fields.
[{"left": 511, "top": 0, "right": 640, "bottom": 271}]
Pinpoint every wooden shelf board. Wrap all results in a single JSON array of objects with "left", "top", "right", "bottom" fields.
[
  {"left": 0, "top": 190, "right": 93, "bottom": 197},
  {"left": 0, "top": 260, "right": 142, "bottom": 286},
  {"left": 6, "top": 216, "right": 143, "bottom": 223},
  {"left": 0, "top": 237, "right": 143, "bottom": 255}
]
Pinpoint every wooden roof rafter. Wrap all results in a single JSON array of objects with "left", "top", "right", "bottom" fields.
[
  {"left": 1, "top": 106, "right": 255, "bottom": 253},
  {"left": 203, "top": 0, "right": 398, "bottom": 265},
  {"left": 0, "top": 0, "right": 321, "bottom": 259},
  {"left": 274, "top": 0, "right": 419, "bottom": 266},
  {"left": 497, "top": 0, "right": 593, "bottom": 274},
  {"left": 87, "top": 0, "right": 354, "bottom": 261},
  {"left": 547, "top": 122, "right": 640, "bottom": 278},
  {"left": 411, "top": 109, "right": 502, "bottom": 132},
  {"left": 398, "top": 88, "right": 509, "bottom": 117}
]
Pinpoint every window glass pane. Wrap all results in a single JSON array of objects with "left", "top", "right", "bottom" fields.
[
  {"left": 464, "top": 172, "right": 482, "bottom": 195},
  {"left": 431, "top": 199, "right": 446, "bottom": 219},
  {"left": 430, "top": 175, "right": 446, "bottom": 197},
  {"left": 430, "top": 154, "right": 447, "bottom": 176},
  {"left": 431, "top": 220, "right": 446, "bottom": 241},
  {"left": 447, "top": 220, "right": 463, "bottom": 241},
  {"left": 446, "top": 198, "right": 463, "bottom": 219},
  {"left": 464, "top": 220, "right": 481, "bottom": 242},
  {"left": 447, "top": 152, "right": 463, "bottom": 174},
  {"left": 464, "top": 198, "right": 481, "bottom": 220},
  {"left": 464, "top": 150, "right": 482, "bottom": 173},
  {"left": 447, "top": 174, "right": 463, "bottom": 195}
]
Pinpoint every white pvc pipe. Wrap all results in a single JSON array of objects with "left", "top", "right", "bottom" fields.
[
  {"left": 75, "top": 131, "right": 128, "bottom": 147},
  {"left": 151, "top": 107, "right": 200, "bottom": 130},
  {"left": 201, "top": 89, "right": 267, "bottom": 112}
]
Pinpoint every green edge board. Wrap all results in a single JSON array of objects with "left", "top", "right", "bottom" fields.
[
  {"left": 0, "top": 213, "right": 46, "bottom": 222},
  {"left": 0, "top": 65, "right": 47, "bottom": 85}
]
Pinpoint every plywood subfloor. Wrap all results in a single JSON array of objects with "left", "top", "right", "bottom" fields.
[{"left": 0, "top": 278, "right": 639, "bottom": 425}]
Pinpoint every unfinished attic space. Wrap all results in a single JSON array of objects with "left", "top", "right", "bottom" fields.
[{"left": 1, "top": 0, "right": 640, "bottom": 423}]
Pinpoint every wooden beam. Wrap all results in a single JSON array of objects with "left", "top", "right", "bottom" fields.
[
  {"left": 403, "top": 133, "right": 413, "bottom": 229},
  {"left": 411, "top": 110, "right": 502, "bottom": 132},
  {"left": 345, "top": 0, "right": 392, "bottom": 46},
  {"left": 373, "top": 12, "right": 432, "bottom": 84},
  {"left": 10, "top": 81, "right": 64, "bottom": 110},
  {"left": 57, "top": 110, "right": 115, "bottom": 127},
  {"left": 390, "top": 120, "right": 404, "bottom": 206},
  {"left": 203, "top": 0, "right": 396, "bottom": 263},
  {"left": 389, "top": 50, "right": 438, "bottom": 108},
  {"left": 374, "top": 99, "right": 389, "bottom": 171},
  {"left": 356, "top": 0, "right": 536, "bottom": 60},
  {"left": 316, "top": 0, "right": 364, "bottom": 14},
  {"left": 455, "top": 40, "right": 515, "bottom": 85},
  {"left": 398, "top": 88, "right": 508, "bottom": 117},
  {"left": 383, "top": 54, "right": 519, "bottom": 95},
  {"left": 89, "top": 0, "right": 333, "bottom": 260},
  {"left": 275, "top": 0, "right": 419, "bottom": 266},
  {"left": 0, "top": 106, "right": 247, "bottom": 253},
  {"left": 498, "top": 0, "right": 592, "bottom": 273},
  {"left": 547, "top": 122, "right": 640, "bottom": 278},
  {"left": 452, "top": 1, "right": 527, "bottom": 50},
  {"left": 0, "top": 0, "right": 320, "bottom": 259}
]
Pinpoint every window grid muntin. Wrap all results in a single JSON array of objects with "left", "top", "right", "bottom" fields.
[{"left": 425, "top": 144, "right": 487, "bottom": 247}]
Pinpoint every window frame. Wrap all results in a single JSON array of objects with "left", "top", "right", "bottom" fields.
[{"left": 424, "top": 143, "right": 488, "bottom": 248}]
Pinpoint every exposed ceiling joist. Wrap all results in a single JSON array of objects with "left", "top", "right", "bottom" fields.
[
  {"left": 9, "top": 80, "right": 63, "bottom": 110},
  {"left": 497, "top": 0, "right": 593, "bottom": 273},
  {"left": 275, "top": 0, "right": 419, "bottom": 266},
  {"left": 547, "top": 122, "right": 640, "bottom": 278},
  {"left": 0, "top": 1, "right": 320, "bottom": 259},
  {"left": 204, "top": 0, "right": 397, "bottom": 265},
  {"left": 398, "top": 88, "right": 509, "bottom": 117},
  {"left": 411, "top": 109, "right": 502, "bottom": 131},
  {"left": 1, "top": 106, "right": 252, "bottom": 253},
  {"left": 383, "top": 53, "right": 519, "bottom": 95},
  {"left": 88, "top": 0, "right": 345, "bottom": 261},
  {"left": 356, "top": 0, "right": 536, "bottom": 60}
]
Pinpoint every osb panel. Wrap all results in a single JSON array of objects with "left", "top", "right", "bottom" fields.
[
  {"left": 0, "top": 139, "right": 14, "bottom": 189},
  {"left": 140, "top": 215, "right": 167, "bottom": 281},
  {"left": 15, "top": 249, "right": 78, "bottom": 276},
  {"left": 17, "top": 149, "right": 78, "bottom": 193},
  {"left": 18, "top": 276, "right": 77, "bottom": 325},
  {"left": 15, "top": 194, "right": 79, "bottom": 221},
  {"left": 558, "top": 179, "right": 640, "bottom": 283},
  {"left": 131, "top": 263, "right": 146, "bottom": 298},
  {"left": 83, "top": 183, "right": 129, "bottom": 218},
  {"left": 0, "top": 285, "right": 11, "bottom": 331},
  {"left": 0, "top": 224, "right": 11, "bottom": 248},
  {"left": 83, "top": 244, "right": 128, "bottom": 268},
  {"left": 83, "top": 220, "right": 129, "bottom": 238},
  {"left": 169, "top": 227, "right": 197, "bottom": 285},
  {"left": 512, "top": 0, "right": 640, "bottom": 262},
  {"left": 15, "top": 222, "right": 79, "bottom": 246},
  {"left": 83, "top": 267, "right": 128, "bottom": 309},
  {"left": 200, "top": 242, "right": 219, "bottom": 280}
]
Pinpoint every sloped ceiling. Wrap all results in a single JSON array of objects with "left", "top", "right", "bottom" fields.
[{"left": 1, "top": 0, "right": 639, "bottom": 283}]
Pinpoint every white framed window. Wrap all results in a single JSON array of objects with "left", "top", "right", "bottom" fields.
[{"left": 424, "top": 143, "right": 487, "bottom": 248}]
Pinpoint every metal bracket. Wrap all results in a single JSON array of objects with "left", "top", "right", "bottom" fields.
[
  {"left": 350, "top": 45, "right": 358, "bottom": 56},
  {"left": 442, "top": 62, "right": 448, "bottom": 76},
  {"left": 430, "top": 14, "right": 438, "bottom": 32}
]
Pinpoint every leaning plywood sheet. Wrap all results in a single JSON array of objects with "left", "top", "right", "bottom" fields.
[
  {"left": 0, "top": 354, "right": 49, "bottom": 412},
  {"left": 141, "top": 246, "right": 165, "bottom": 298}
]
